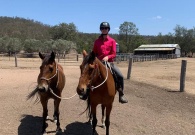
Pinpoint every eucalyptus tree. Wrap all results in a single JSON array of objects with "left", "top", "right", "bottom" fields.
[
  {"left": 119, "top": 21, "right": 139, "bottom": 52},
  {"left": 50, "top": 22, "right": 78, "bottom": 41},
  {"left": 190, "top": 27, "right": 195, "bottom": 55},
  {"left": 174, "top": 25, "right": 195, "bottom": 56}
]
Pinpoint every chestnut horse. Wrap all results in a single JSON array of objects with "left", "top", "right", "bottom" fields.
[
  {"left": 27, "top": 51, "right": 65, "bottom": 134},
  {"left": 76, "top": 50, "right": 116, "bottom": 135}
]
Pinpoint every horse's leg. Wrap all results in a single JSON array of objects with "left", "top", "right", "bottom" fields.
[
  {"left": 105, "top": 104, "right": 113, "bottom": 135},
  {"left": 101, "top": 104, "right": 106, "bottom": 128},
  {"left": 88, "top": 112, "right": 93, "bottom": 125},
  {"left": 54, "top": 99, "right": 62, "bottom": 132},
  {"left": 91, "top": 104, "right": 98, "bottom": 135},
  {"left": 40, "top": 97, "right": 48, "bottom": 134}
]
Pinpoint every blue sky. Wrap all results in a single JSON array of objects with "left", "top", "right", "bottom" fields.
[{"left": 0, "top": 0, "right": 195, "bottom": 35}]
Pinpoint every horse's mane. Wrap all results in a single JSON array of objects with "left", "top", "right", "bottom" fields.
[{"left": 83, "top": 53, "right": 92, "bottom": 64}]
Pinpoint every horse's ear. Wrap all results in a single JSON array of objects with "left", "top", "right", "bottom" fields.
[
  {"left": 39, "top": 52, "right": 44, "bottom": 60},
  {"left": 51, "top": 51, "right": 55, "bottom": 61},
  {"left": 82, "top": 50, "right": 88, "bottom": 57}
]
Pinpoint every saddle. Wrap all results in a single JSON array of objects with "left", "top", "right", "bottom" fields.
[{"left": 103, "top": 61, "right": 120, "bottom": 89}]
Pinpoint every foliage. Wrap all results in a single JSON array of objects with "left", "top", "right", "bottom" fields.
[
  {"left": 1, "top": 16, "right": 195, "bottom": 56},
  {"left": 119, "top": 21, "right": 139, "bottom": 52},
  {"left": 49, "top": 23, "right": 78, "bottom": 41},
  {"left": 0, "top": 37, "right": 22, "bottom": 53},
  {"left": 23, "top": 39, "right": 42, "bottom": 53},
  {"left": 0, "top": 16, "right": 51, "bottom": 40}
]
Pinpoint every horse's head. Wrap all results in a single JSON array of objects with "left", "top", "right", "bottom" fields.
[
  {"left": 37, "top": 51, "right": 57, "bottom": 93},
  {"left": 76, "top": 50, "right": 98, "bottom": 99}
]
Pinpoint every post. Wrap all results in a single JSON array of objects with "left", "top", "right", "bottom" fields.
[
  {"left": 180, "top": 60, "right": 187, "bottom": 92},
  {"left": 58, "top": 53, "right": 60, "bottom": 62},
  {"left": 14, "top": 52, "right": 17, "bottom": 67},
  {"left": 127, "top": 57, "right": 132, "bottom": 79},
  {"left": 77, "top": 54, "right": 79, "bottom": 61}
]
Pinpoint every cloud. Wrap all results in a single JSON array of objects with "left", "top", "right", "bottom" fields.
[
  {"left": 152, "top": 15, "right": 162, "bottom": 20},
  {"left": 114, "top": 27, "right": 119, "bottom": 30}
]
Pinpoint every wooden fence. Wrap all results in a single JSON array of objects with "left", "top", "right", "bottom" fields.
[{"left": 115, "top": 54, "right": 177, "bottom": 63}]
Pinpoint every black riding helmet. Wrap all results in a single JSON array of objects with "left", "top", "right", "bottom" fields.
[{"left": 100, "top": 22, "right": 110, "bottom": 31}]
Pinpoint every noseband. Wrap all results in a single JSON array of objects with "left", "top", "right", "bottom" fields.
[{"left": 40, "top": 63, "right": 59, "bottom": 88}]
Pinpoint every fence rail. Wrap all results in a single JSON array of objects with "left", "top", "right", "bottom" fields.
[
  {"left": 0, "top": 53, "right": 178, "bottom": 68},
  {"left": 115, "top": 54, "right": 177, "bottom": 63}
]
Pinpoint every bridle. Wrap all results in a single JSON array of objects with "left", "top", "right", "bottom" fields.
[
  {"left": 82, "top": 61, "right": 108, "bottom": 91},
  {"left": 40, "top": 63, "right": 59, "bottom": 88},
  {"left": 39, "top": 62, "right": 77, "bottom": 100},
  {"left": 91, "top": 61, "right": 108, "bottom": 91}
]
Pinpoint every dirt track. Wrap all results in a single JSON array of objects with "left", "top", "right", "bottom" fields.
[{"left": 0, "top": 57, "right": 195, "bottom": 135}]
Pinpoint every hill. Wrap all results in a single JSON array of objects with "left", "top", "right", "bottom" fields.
[{"left": 0, "top": 16, "right": 51, "bottom": 40}]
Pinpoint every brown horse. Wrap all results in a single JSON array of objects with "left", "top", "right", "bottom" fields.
[
  {"left": 27, "top": 51, "right": 65, "bottom": 134},
  {"left": 76, "top": 50, "right": 116, "bottom": 135}
]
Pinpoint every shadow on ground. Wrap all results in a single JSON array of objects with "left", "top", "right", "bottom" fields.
[
  {"left": 62, "top": 121, "right": 93, "bottom": 135},
  {"left": 18, "top": 115, "right": 94, "bottom": 135},
  {"left": 18, "top": 114, "right": 42, "bottom": 135}
]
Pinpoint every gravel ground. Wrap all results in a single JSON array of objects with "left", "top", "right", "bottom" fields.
[{"left": 0, "top": 57, "right": 195, "bottom": 135}]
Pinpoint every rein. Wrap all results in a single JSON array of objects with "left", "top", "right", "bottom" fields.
[
  {"left": 90, "top": 61, "right": 108, "bottom": 91},
  {"left": 49, "top": 88, "right": 77, "bottom": 100}
]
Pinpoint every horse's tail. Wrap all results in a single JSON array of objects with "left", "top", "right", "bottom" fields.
[{"left": 26, "top": 87, "right": 40, "bottom": 104}]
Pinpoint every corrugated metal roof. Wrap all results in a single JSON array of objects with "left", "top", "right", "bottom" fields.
[
  {"left": 138, "top": 44, "right": 180, "bottom": 49},
  {"left": 134, "top": 48, "right": 175, "bottom": 51}
]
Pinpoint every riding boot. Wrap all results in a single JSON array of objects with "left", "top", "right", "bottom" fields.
[{"left": 118, "top": 88, "right": 128, "bottom": 104}]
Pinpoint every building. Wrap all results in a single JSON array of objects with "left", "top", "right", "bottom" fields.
[{"left": 134, "top": 44, "right": 181, "bottom": 57}]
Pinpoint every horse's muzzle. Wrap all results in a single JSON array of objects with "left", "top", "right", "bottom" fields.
[
  {"left": 76, "top": 87, "right": 85, "bottom": 95},
  {"left": 37, "top": 84, "right": 48, "bottom": 93},
  {"left": 76, "top": 87, "right": 89, "bottom": 100},
  {"left": 38, "top": 87, "right": 46, "bottom": 92}
]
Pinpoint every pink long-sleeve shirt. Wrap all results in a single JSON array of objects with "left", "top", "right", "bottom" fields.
[{"left": 93, "top": 35, "right": 116, "bottom": 62}]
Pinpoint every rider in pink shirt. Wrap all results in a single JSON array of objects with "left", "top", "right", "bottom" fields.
[
  {"left": 93, "top": 35, "right": 116, "bottom": 62},
  {"left": 93, "top": 22, "right": 128, "bottom": 104}
]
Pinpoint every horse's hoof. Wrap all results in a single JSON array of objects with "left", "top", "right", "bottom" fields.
[
  {"left": 53, "top": 116, "right": 57, "bottom": 123},
  {"left": 102, "top": 125, "right": 105, "bottom": 129},
  {"left": 46, "top": 116, "right": 50, "bottom": 120}
]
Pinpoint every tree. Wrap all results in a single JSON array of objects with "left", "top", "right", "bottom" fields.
[
  {"left": 0, "top": 37, "right": 8, "bottom": 53},
  {"left": 50, "top": 23, "right": 78, "bottom": 41},
  {"left": 7, "top": 38, "right": 22, "bottom": 53},
  {"left": 23, "top": 39, "right": 42, "bottom": 53},
  {"left": 174, "top": 25, "right": 195, "bottom": 56},
  {"left": 119, "top": 21, "right": 139, "bottom": 52},
  {"left": 52, "top": 39, "right": 77, "bottom": 54}
]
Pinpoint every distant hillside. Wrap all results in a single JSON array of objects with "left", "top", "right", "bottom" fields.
[{"left": 0, "top": 16, "right": 51, "bottom": 40}]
